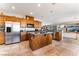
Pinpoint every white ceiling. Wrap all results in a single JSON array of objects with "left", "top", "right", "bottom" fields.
[{"left": 0, "top": 3, "right": 79, "bottom": 25}]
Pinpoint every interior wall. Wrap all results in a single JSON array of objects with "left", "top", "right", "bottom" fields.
[
  {"left": 53, "top": 16, "right": 79, "bottom": 25},
  {"left": 3, "top": 12, "right": 24, "bottom": 18}
]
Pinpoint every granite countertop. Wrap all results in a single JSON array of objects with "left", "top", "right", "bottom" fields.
[{"left": 29, "top": 32, "right": 54, "bottom": 35}]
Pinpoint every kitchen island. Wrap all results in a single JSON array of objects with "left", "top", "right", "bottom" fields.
[{"left": 29, "top": 33, "right": 52, "bottom": 50}]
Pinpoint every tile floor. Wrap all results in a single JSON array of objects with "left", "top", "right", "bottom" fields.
[{"left": 0, "top": 38, "right": 79, "bottom": 56}]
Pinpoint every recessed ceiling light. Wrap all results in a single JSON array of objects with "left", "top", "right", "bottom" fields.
[
  {"left": 51, "top": 3, "right": 56, "bottom": 5},
  {"left": 11, "top": 6, "right": 15, "bottom": 10},
  {"left": 38, "top": 3, "right": 40, "bottom": 7},
  {"left": 30, "top": 12, "right": 32, "bottom": 14}
]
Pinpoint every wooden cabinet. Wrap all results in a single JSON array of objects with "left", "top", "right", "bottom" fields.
[
  {"left": 40, "top": 35, "right": 47, "bottom": 47},
  {"left": 55, "top": 32, "right": 62, "bottom": 41},
  {"left": 0, "top": 15, "right": 21, "bottom": 22},
  {"left": 34, "top": 21, "right": 41, "bottom": 28},
  {"left": 0, "top": 16, "right": 4, "bottom": 44},
  {"left": 26, "top": 19, "right": 34, "bottom": 24},
  {"left": 3, "top": 16, "right": 15, "bottom": 21},
  {"left": 0, "top": 15, "right": 42, "bottom": 45},
  {"left": 0, "top": 32, "right": 4, "bottom": 44},
  {"left": 26, "top": 16, "right": 34, "bottom": 24},
  {"left": 46, "top": 34, "right": 52, "bottom": 44},
  {"left": 13, "top": 17, "right": 21, "bottom": 22},
  {"left": 0, "top": 15, "right": 4, "bottom": 26},
  {"left": 1, "top": 15, "right": 42, "bottom": 28},
  {"left": 21, "top": 19, "right": 27, "bottom": 28},
  {"left": 21, "top": 32, "right": 31, "bottom": 41},
  {"left": 30, "top": 35, "right": 41, "bottom": 50},
  {"left": 21, "top": 32, "right": 27, "bottom": 41},
  {"left": 25, "top": 16, "right": 41, "bottom": 28},
  {"left": 0, "top": 15, "right": 42, "bottom": 28},
  {"left": 29, "top": 34, "right": 52, "bottom": 50}
]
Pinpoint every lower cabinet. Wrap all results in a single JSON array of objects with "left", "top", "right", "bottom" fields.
[
  {"left": 30, "top": 35, "right": 41, "bottom": 50},
  {"left": 21, "top": 32, "right": 27, "bottom": 41},
  {"left": 55, "top": 32, "right": 62, "bottom": 41},
  {"left": 46, "top": 34, "right": 52, "bottom": 44},
  {"left": 21, "top": 32, "right": 31, "bottom": 41},
  {"left": 0, "top": 32, "right": 4, "bottom": 44},
  {"left": 29, "top": 34, "right": 52, "bottom": 51}
]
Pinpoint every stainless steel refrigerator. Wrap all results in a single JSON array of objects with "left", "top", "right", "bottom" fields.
[{"left": 5, "top": 21, "right": 20, "bottom": 44}]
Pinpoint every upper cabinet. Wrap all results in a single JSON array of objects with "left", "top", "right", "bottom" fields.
[
  {"left": 13, "top": 17, "right": 20, "bottom": 22},
  {"left": 34, "top": 20, "right": 42, "bottom": 28},
  {"left": 26, "top": 16, "right": 34, "bottom": 24},
  {"left": 21, "top": 16, "right": 42, "bottom": 28},
  {"left": 0, "top": 15, "right": 42, "bottom": 28},
  {"left": 3, "top": 15, "right": 15, "bottom": 21},
  {"left": 21, "top": 18, "right": 27, "bottom": 28},
  {"left": 0, "top": 15, "right": 21, "bottom": 22},
  {"left": 0, "top": 15, "right": 4, "bottom": 26},
  {"left": 0, "top": 15, "right": 5, "bottom": 32}
]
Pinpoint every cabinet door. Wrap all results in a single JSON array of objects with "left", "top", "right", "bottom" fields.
[
  {"left": 0, "top": 32, "right": 4, "bottom": 44},
  {"left": 46, "top": 34, "right": 52, "bottom": 44},
  {"left": 55, "top": 32, "right": 62, "bottom": 41},
  {"left": 31, "top": 35, "right": 41, "bottom": 50},
  {"left": 0, "top": 16, "right": 4, "bottom": 25},
  {"left": 40, "top": 35, "right": 47, "bottom": 47},
  {"left": 0, "top": 16, "right": 4, "bottom": 44},
  {"left": 21, "top": 32, "right": 27, "bottom": 41}
]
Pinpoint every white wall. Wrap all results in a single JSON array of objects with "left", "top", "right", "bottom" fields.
[
  {"left": 63, "top": 32, "right": 76, "bottom": 39},
  {"left": 53, "top": 15, "right": 79, "bottom": 25},
  {"left": 4, "top": 12, "right": 24, "bottom": 18}
]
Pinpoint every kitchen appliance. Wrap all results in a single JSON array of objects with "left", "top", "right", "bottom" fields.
[
  {"left": 5, "top": 21, "right": 20, "bottom": 44},
  {"left": 27, "top": 24, "right": 34, "bottom": 28},
  {"left": 6, "top": 27, "right": 11, "bottom": 32}
]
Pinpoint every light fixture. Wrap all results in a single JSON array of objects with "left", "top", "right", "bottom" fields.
[
  {"left": 51, "top": 3, "right": 56, "bottom": 5},
  {"left": 30, "top": 12, "right": 32, "bottom": 14},
  {"left": 11, "top": 6, "right": 15, "bottom": 10},
  {"left": 38, "top": 3, "right": 40, "bottom": 7}
]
